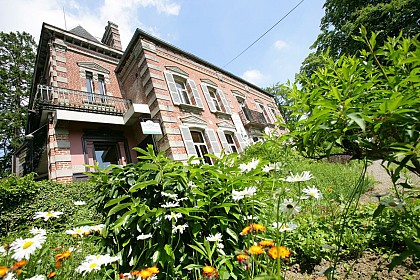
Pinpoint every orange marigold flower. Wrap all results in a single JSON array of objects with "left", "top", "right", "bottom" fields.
[
  {"left": 130, "top": 270, "right": 140, "bottom": 276},
  {"left": 0, "top": 266, "right": 8, "bottom": 277},
  {"left": 138, "top": 269, "right": 153, "bottom": 279},
  {"left": 11, "top": 260, "right": 26, "bottom": 270},
  {"left": 252, "top": 224, "right": 265, "bottom": 231},
  {"left": 249, "top": 245, "right": 264, "bottom": 255},
  {"left": 146, "top": 265, "right": 159, "bottom": 274},
  {"left": 55, "top": 250, "right": 71, "bottom": 261},
  {"left": 202, "top": 265, "right": 217, "bottom": 276},
  {"left": 55, "top": 260, "right": 63, "bottom": 269},
  {"left": 48, "top": 271, "right": 56, "bottom": 278},
  {"left": 16, "top": 269, "right": 23, "bottom": 275},
  {"left": 240, "top": 225, "right": 252, "bottom": 236},
  {"left": 259, "top": 240, "right": 274, "bottom": 247},
  {"left": 268, "top": 246, "right": 292, "bottom": 260},
  {"left": 236, "top": 254, "right": 248, "bottom": 262}
]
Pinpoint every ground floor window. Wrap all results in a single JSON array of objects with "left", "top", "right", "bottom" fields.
[
  {"left": 82, "top": 133, "right": 131, "bottom": 169},
  {"left": 224, "top": 133, "right": 238, "bottom": 153},
  {"left": 191, "top": 131, "right": 212, "bottom": 164},
  {"left": 92, "top": 142, "right": 120, "bottom": 168}
]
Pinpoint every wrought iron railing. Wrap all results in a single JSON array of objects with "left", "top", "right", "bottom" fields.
[
  {"left": 35, "top": 85, "right": 132, "bottom": 115},
  {"left": 239, "top": 108, "right": 268, "bottom": 127}
]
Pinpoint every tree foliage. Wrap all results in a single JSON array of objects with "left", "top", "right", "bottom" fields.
[
  {"left": 287, "top": 29, "right": 420, "bottom": 176},
  {"left": 264, "top": 83, "right": 296, "bottom": 125},
  {"left": 300, "top": 0, "right": 420, "bottom": 77},
  {"left": 0, "top": 31, "right": 36, "bottom": 177}
]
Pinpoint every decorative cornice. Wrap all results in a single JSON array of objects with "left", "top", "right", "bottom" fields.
[
  {"left": 216, "top": 120, "right": 235, "bottom": 129},
  {"left": 179, "top": 115, "right": 207, "bottom": 126},
  {"left": 77, "top": 62, "right": 110, "bottom": 74}
]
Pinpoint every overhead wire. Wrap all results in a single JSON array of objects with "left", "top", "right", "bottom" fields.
[{"left": 223, "top": 0, "right": 306, "bottom": 68}]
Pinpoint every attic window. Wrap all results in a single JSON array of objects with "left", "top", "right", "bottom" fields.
[{"left": 165, "top": 66, "right": 189, "bottom": 76}]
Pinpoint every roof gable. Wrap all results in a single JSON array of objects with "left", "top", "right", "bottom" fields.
[{"left": 69, "top": 25, "right": 99, "bottom": 43}]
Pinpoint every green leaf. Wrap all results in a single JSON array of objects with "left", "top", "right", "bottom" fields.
[
  {"left": 373, "top": 204, "right": 385, "bottom": 218},
  {"left": 347, "top": 112, "right": 366, "bottom": 131},
  {"left": 108, "top": 202, "right": 133, "bottom": 216},
  {"left": 129, "top": 180, "right": 158, "bottom": 192},
  {"left": 104, "top": 195, "right": 130, "bottom": 208},
  {"left": 388, "top": 250, "right": 412, "bottom": 271}
]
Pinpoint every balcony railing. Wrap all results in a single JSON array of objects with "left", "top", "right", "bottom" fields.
[
  {"left": 239, "top": 108, "right": 268, "bottom": 128},
  {"left": 35, "top": 85, "right": 132, "bottom": 115}
]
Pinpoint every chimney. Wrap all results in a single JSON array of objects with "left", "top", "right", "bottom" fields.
[{"left": 101, "top": 21, "right": 122, "bottom": 51}]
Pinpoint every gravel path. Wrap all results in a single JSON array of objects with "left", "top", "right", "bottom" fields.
[{"left": 362, "top": 160, "right": 420, "bottom": 203}]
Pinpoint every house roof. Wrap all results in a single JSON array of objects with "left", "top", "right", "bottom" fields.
[
  {"left": 69, "top": 25, "right": 100, "bottom": 43},
  {"left": 116, "top": 28, "right": 273, "bottom": 97}
]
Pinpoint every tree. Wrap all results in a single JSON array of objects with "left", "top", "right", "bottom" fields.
[
  {"left": 300, "top": 0, "right": 420, "bottom": 77},
  {"left": 0, "top": 31, "right": 36, "bottom": 177},
  {"left": 287, "top": 29, "right": 420, "bottom": 176},
  {"left": 264, "top": 83, "right": 296, "bottom": 125}
]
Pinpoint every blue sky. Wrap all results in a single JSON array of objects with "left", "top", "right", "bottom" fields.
[{"left": 0, "top": 0, "right": 325, "bottom": 88}]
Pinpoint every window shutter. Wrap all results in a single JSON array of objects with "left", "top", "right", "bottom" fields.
[
  {"left": 217, "top": 89, "right": 231, "bottom": 114},
  {"left": 187, "top": 79, "right": 203, "bottom": 108},
  {"left": 217, "top": 129, "right": 231, "bottom": 153},
  {"left": 164, "top": 71, "right": 181, "bottom": 105},
  {"left": 201, "top": 84, "right": 216, "bottom": 112},
  {"left": 179, "top": 126, "right": 197, "bottom": 157},
  {"left": 205, "top": 128, "right": 221, "bottom": 157},
  {"left": 235, "top": 131, "right": 247, "bottom": 153}
]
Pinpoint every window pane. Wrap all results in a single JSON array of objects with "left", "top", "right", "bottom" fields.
[
  {"left": 98, "top": 75, "right": 106, "bottom": 96},
  {"left": 93, "top": 143, "right": 119, "bottom": 168}
]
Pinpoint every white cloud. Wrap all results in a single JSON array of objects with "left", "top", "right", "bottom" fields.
[
  {"left": 242, "top": 69, "right": 269, "bottom": 86},
  {"left": 274, "top": 40, "right": 287, "bottom": 50},
  {"left": 0, "top": 0, "right": 180, "bottom": 49}
]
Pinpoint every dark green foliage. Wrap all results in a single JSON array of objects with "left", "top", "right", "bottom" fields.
[
  {"left": 0, "top": 174, "right": 99, "bottom": 237},
  {"left": 289, "top": 31, "right": 420, "bottom": 176},
  {"left": 300, "top": 0, "right": 420, "bottom": 78},
  {"left": 89, "top": 146, "right": 264, "bottom": 278},
  {"left": 0, "top": 31, "right": 36, "bottom": 177}
]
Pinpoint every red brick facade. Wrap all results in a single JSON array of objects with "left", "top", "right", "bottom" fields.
[{"left": 19, "top": 22, "right": 283, "bottom": 182}]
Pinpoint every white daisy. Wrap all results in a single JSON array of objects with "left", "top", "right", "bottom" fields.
[
  {"left": 3, "top": 273, "right": 17, "bottom": 280},
  {"left": 89, "top": 224, "right": 105, "bottom": 232},
  {"left": 137, "top": 233, "right": 153, "bottom": 240},
  {"left": 29, "top": 227, "right": 46, "bottom": 236},
  {"left": 302, "top": 186, "right": 322, "bottom": 200},
  {"left": 206, "top": 233, "right": 223, "bottom": 242},
  {"left": 65, "top": 226, "right": 91, "bottom": 237},
  {"left": 26, "top": 275, "right": 46, "bottom": 280},
  {"left": 172, "top": 223, "right": 188, "bottom": 234},
  {"left": 239, "top": 158, "right": 260, "bottom": 173},
  {"left": 76, "top": 260, "right": 102, "bottom": 274},
  {"left": 10, "top": 234, "right": 46, "bottom": 261},
  {"left": 84, "top": 254, "right": 119, "bottom": 265},
  {"left": 262, "top": 162, "right": 282, "bottom": 173},
  {"left": 33, "top": 211, "right": 63, "bottom": 221},
  {"left": 161, "top": 201, "right": 180, "bottom": 208},
  {"left": 232, "top": 190, "right": 245, "bottom": 201},
  {"left": 243, "top": 186, "right": 257, "bottom": 198},
  {"left": 0, "top": 245, "right": 5, "bottom": 255},
  {"left": 244, "top": 215, "right": 259, "bottom": 221},
  {"left": 285, "top": 171, "right": 314, "bottom": 182},
  {"left": 381, "top": 198, "right": 406, "bottom": 210},
  {"left": 164, "top": 212, "right": 183, "bottom": 222},
  {"left": 280, "top": 198, "right": 301, "bottom": 216},
  {"left": 74, "top": 201, "right": 86, "bottom": 206},
  {"left": 272, "top": 222, "right": 298, "bottom": 232},
  {"left": 161, "top": 192, "right": 178, "bottom": 200}
]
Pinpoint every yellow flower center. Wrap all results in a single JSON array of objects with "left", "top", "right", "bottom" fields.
[
  {"left": 89, "top": 263, "right": 98, "bottom": 269},
  {"left": 23, "top": 241, "right": 34, "bottom": 249},
  {"left": 46, "top": 212, "right": 53, "bottom": 217}
]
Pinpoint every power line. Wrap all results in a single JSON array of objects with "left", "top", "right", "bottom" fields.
[{"left": 223, "top": 0, "right": 305, "bottom": 68}]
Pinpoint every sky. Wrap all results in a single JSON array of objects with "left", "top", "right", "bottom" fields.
[{"left": 0, "top": 0, "right": 325, "bottom": 88}]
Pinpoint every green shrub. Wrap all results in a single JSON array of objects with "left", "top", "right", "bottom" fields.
[{"left": 0, "top": 174, "right": 99, "bottom": 237}]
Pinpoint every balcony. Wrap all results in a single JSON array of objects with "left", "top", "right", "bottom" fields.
[
  {"left": 239, "top": 108, "right": 268, "bottom": 128},
  {"left": 35, "top": 85, "right": 132, "bottom": 115}
]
